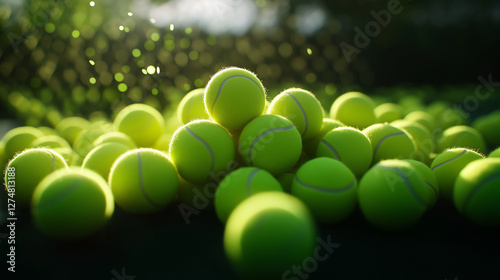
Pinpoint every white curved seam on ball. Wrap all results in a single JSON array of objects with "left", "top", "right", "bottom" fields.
[
  {"left": 212, "top": 75, "right": 264, "bottom": 112},
  {"left": 376, "top": 165, "right": 427, "bottom": 207},
  {"left": 248, "top": 125, "right": 294, "bottom": 166},
  {"left": 424, "top": 181, "right": 438, "bottom": 200},
  {"left": 246, "top": 169, "right": 260, "bottom": 196},
  {"left": 372, "top": 132, "right": 406, "bottom": 160},
  {"left": 137, "top": 151, "right": 161, "bottom": 208},
  {"left": 294, "top": 175, "right": 355, "bottom": 193},
  {"left": 462, "top": 172, "right": 500, "bottom": 214},
  {"left": 320, "top": 139, "right": 341, "bottom": 161},
  {"left": 430, "top": 149, "right": 467, "bottom": 171},
  {"left": 46, "top": 150, "right": 56, "bottom": 172},
  {"left": 285, "top": 92, "right": 308, "bottom": 137},
  {"left": 184, "top": 127, "right": 215, "bottom": 174}
]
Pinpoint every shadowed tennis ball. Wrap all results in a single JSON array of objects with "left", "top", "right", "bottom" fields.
[
  {"left": 431, "top": 148, "right": 484, "bottom": 201},
  {"left": 169, "top": 120, "right": 235, "bottom": 184},
  {"left": 55, "top": 117, "right": 90, "bottom": 145},
  {"left": 215, "top": 167, "right": 282, "bottom": 223},
  {"left": 224, "top": 192, "right": 316, "bottom": 280},
  {"left": 398, "top": 95, "right": 424, "bottom": 115},
  {"left": 267, "top": 88, "right": 323, "bottom": 140},
  {"left": 454, "top": 158, "right": 500, "bottom": 227},
  {"left": 375, "top": 103, "right": 403, "bottom": 123},
  {"left": 31, "top": 135, "right": 71, "bottom": 149},
  {"left": 404, "top": 111, "right": 436, "bottom": 132},
  {"left": 277, "top": 172, "right": 295, "bottom": 193},
  {"left": 93, "top": 131, "right": 137, "bottom": 149},
  {"left": 317, "top": 127, "right": 373, "bottom": 178},
  {"left": 392, "top": 120, "right": 435, "bottom": 164},
  {"left": 176, "top": 176, "right": 215, "bottom": 208},
  {"left": 489, "top": 147, "right": 500, "bottom": 158},
  {"left": 205, "top": 67, "right": 266, "bottom": 131},
  {"left": 402, "top": 159, "right": 439, "bottom": 208},
  {"left": 152, "top": 133, "right": 171, "bottom": 152},
  {"left": 31, "top": 167, "right": 114, "bottom": 239},
  {"left": 363, "top": 123, "right": 416, "bottom": 164},
  {"left": 4, "top": 148, "right": 68, "bottom": 207},
  {"left": 82, "top": 143, "right": 131, "bottom": 180},
  {"left": 436, "top": 125, "right": 486, "bottom": 154},
  {"left": 330, "top": 91, "right": 376, "bottom": 129},
  {"left": 1, "top": 126, "right": 44, "bottom": 161},
  {"left": 427, "top": 101, "right": 467, "bottom": 129},
  {"left": 109, "top": 148, "right": 178, "bottom": 214},
  {"left": 472, "top": 110, "right": 500, "bottom": 149},
  {"left": 302, "top": 118, "right": 344, "bottom": 156},
  {"left": 0, "top": 141, "right": 5, "bottom": 167},
  {"left": 114, "top": 103, "right": 165, "bottom": 147},
  {"left": 358, "top": 160, "right": 428, "bottom": 230},
  {"left": 292, "top": 157, "right": 357, "bottom": 224},
  {"left": 177, "top": 88, "right": 210, "bottom": 125},
  {"left": 239, "top": 114, "right": 302, "bottom": 176}
]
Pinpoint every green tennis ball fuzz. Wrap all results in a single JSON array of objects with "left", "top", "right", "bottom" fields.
[
  {"left": 454, "top": 158, "right": 500, "bottom": 227},
  {"left": 239, "top": 114, "right": 302, "bottom": 176},
  {"left": 302, "top": 118, "right": 344, "bottom": 156},
  {"left": 109, "top": 148, "right": 178, "bottom": 214},
  {"left": 431, "top": 148, "right": 484, "bottom": 201},
  {"left": 31, "top": 167, "right": 114, "bottom": 239},
  {"left": 169, "top": 120, "right": 235, "bottom": 184},
  {"left": 4, "top": 148, "right": 68, "bottom": 207},
  {"left": 292, "top": 157, "right": 357, "bottom": 224},
  {"left": 93, "top": 131, "right": 137, "bottom": 149},
  {"left": 267, "top": 88, "right": 324, "bottom": 140},
  {"left": 391, "top": 120, "right": 435, "bottom": 164},
  {"left": 358, "top": 160, "right": 429, "bottom": 230},
  {"left": 224, "top": 192, "right": 316, "bottom": 279},
  {"left": 177, "top": 88, "right": 210, "bottom": 125},
  {"left": 363, "top": 123, "right": 417, "bottom": 164},
  {"left": 1, "top": 126, "right": 44, "bottom": 161},
  {"left": 82, "top": 143, "right": 131, "bottom": 180},
  {"left": 436, "top": 125, "right": 487, "bottom": 154},
  {"left": 330, "top": 91, "right": 376, "bottom": 129},
  {"left": 317, "top": 127, "right": 373, "bottom": 178},
  {"left": 114, "top": 103, "right": 165, "bottom": 147},
  {"left": 402, "top": 159, "right": 439, "bottom": 208},
  {"left": 215, "top": 167, "right": 283, "bottom": 223},
  {"left": 205, "top": 67, "right": 266, "bottom": 131}
]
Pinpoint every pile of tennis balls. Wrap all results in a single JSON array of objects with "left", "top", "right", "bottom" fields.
[{"left": 2, "top": 66, "right": 500, "bottom": 279}]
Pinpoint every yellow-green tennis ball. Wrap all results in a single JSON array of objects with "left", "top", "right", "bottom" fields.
[
  {"left": 391, "top": 120, "right": 435, "bottom": 164},
  {"left": 436, "top": 125, "right": 486, "bottom": 154},
  {"left": 31, "top": 135, "right": 71, "bottom": 149},
  {"left": 363, "top": 123, "right": 417, "bottom": 164},
  {"left": 1, "top": 126, "right": 44, "bottom": 161},
  {"left": 292, "top": 157, "right": 357, "bottom": 224},
  {"left": 82, "top": 143, "right": 131, "bottom": 180},
  {"left": 31, "top": 167, "right": 114, "bottom": 239},
  {"left": 52, "top": 147, "right": 74, "bottom": 165},
  {"left": 204, "top": 67, "right": 266, "bottom": 131},
  {"left": 114, "top": 103, "right": 165, "bottom": 147},
  {"left": 55, "top": 117, "right": 90, "bottom": 145},
  {"left": 472, "top": 110, "right": 500, "bottom": 149},
  {"left": 224, "top": 192, "right": 316, "bottom": 279},
  {"left": 267, "top": 88, "right": 324, "bottom": 140},
  {"left": 431, "top": 148, "right": 484, "bottom": 201},
  {"left": 401, "top": 159, "right": 439, "bottom": 208},
  {"left": 215, "top": 167, "right": 283, "bottom": 223},
  {"left": 37, "top": 126, "right": 58, "bottom": 136},
  {"left": 302, "top": 118, "right": 344, "bottom": 156},
  {"left": 317, "top": 127, "right": 372, "bottom": 178},
  {"left": 375, "top": 103, "right": 403, "bottom": 123},
  {"left": 489, "top": 147, "right": 500, "bottom": 158},
  {"left": 169, "top": 120, "right": 235, "bottom": 184},
  {"left": 404, "top": 111, "right": 436, "bottom": 132},
  {"left": 109, "top": 148, "right": 178, "bottom": 214},
  {"left": 239, "top": 114, "right": 302, "bottom": 176},
  {"left": 454, "top": 158, "right": 500, "bottom": 227},
  {"left": 93, "top": 131, "right": 137, "bottom": 149},
  {"left": 358, "top": 160, "right": 428, "bottom": 230},
  {"left": 177, "top": 88, "right": 210, "bottom": 125},
  {"left": 4, "top": 148, "right": 68, "bottom": 207},
  {"left": 330, "top": 91, "right": 376, "bottom": 129}
]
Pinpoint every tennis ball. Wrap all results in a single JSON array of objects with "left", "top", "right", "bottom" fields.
[
  {"left": 169, "top": 120, "right": 235, "bottom": 184},
  {"left": 292, "top": 157, "right": 357, "bottom": 224},
  {"left": 55, "top": 117, "right": 90, "bottom": 145},
  {"left": 302, "top": 118, "right": 344, "bottom": 156},
  {"left": 31, "top": 167, "right": 114, "bottom": 239},
  {"left": 267, "top": 88, "right": 324, "bottom": 140},
  {"left": 391, "top": 120, "right": 435, "bottom": 164},
  {"left": 31, "top": 135, "right": 71, "bottom": 149},
  {"left": 1, "top": 126, "right": 44, "bottom": 161},
  {"left": 176, "top": 176, "right": 214, "bottom": 208},
  {"left": 330, "top": 91, "right": 376, "bottom": 129},
  {"left": 177, "top": 88, "right": 210, "bottom": 125},
  {"left": 358, "top": 160, "right": 429, "bottom": 230},
  {"left": 398, "top": 95, "right": 424, "bottom": 115},
  {"left": 0, "top": 141, "right": 5, "bottom": 167},
  {"left": 454, "top": 158, "right": 500, "bottom": 227},
  {"left": 489, "top": 147, "right": 500, "bottom": 158},
  {"left": 215, "top": 167, "right": 282, "bottom": 223},
  {"left": 363, "top": 123, "right": 417, "bottom": 164},
  {"left": 82, "top": 143, "right": 131, "bottom": 180},
  {"left": 93, "top": 131, "right": 137, "bottom": 149},
  {"left": 402, "top": 159, "right": 439, "bottom": 208},
  {"left": 4, "top": 148, "right": 68, "bottom": 207},
  {"left": 277, "top": 172, "right": 295, "bottom": 193},
  {"left": 431, "top": 148, "right": 484, "bottom": 201},
  {"left": 109, "top": 148, "right": 178, "bottom": 214},
  {"left": 224, "top": 192, "right": 316, "bottom": 279},
  {"left": 52, "top": 147, "right": 75, "bottom": 165},
  {"left": 404, "top": 111, "right": 436, "bottom": 132},
  {"left": 114, "top": 103, "right": 165, "bottom": 147},
  {"left": 472, "top": 110, "right": 500, "bottom": 149},
  {"left": 375, "top": 103, "right": 403, "bottom": 123},
  {"left": 436, "top": 125, "right": 486, "bottom": 154},
  {"left": 37, "top": 126, "right": 58, "bottom": 136},
  {"left": 239, "top": 114, "right": 302, "bottom": 176},
  {"left": 205, "top": 67, "right": 266, "bottom": 131},
  {"left": 317, "top": 127, "right": 373, "bottom": 178},
  {"left": 427, "top": 101, "right": 467, "bottom": 129}
]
